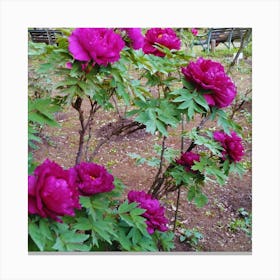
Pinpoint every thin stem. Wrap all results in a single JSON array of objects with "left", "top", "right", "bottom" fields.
[
  {"left": 85, "top": 98, "right": 95, "bottom": 161},
  {"left": 180, "top": 114, "right": 185, "bottom": 152},
  {"left": 227, "top": 29, "right": 252, "bottom": 73},
  {"left": 148, "top": 113, "right": 210, "bottom": 198},
  {"left": 72, "top": 97, "right": 85, "bottom": 164},
  {"left": 89, "top": 120, "right": 145, "bottom": 161},
  {"left": 149, "top": 136, "right": 166, "bottom": 196},
  {"left": 187, "top": 113, "right": 210, "bottom": 152},
  {"left": 173, "top": 186, "right": 181, "bottom": 232},
  {"left": 112, "top": 95, "right": 123, "bottom": 119}
]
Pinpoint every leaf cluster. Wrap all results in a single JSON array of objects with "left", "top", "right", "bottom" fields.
[{"left": 28, "top": 178, "right": 174, "bottom": 252}]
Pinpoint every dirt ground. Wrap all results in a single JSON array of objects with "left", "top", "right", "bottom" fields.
[{"left": 31, "top": 56, "right": 252, "bottom": 252}]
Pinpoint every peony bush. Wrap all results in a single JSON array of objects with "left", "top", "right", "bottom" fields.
[{"left": 28, "top": 27, "right": 248, "bottom": 252}]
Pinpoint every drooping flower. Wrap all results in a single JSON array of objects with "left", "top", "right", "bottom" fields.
[
  {"left": 28, "top": 159, "right": 81, "bottom": 222},
  {"left": 213, "top": 131, "right": 245, "bottom": 162},
  {"left": 176, "top": 151, "right": 200, "bottom": 172},
  {"left": 181, "top": 57, "right": 237, "bottom": 108},
  {"left": 143, "top": 28, "right": 181, "bottom": 57},
  {"left": 121, "top": 28, "right": 144, "bottom": 50},
  {"left": 68, "top": 28, "right": 125, "bottom": 66},
  {"left": 191, "top": 28, "right": 198, "bottom": 36},
  {"left": 75, "top": 162, "right": 115, "bottom": 196},
  {"left": 127, "top": 190, "right": 169, "bottom": 234}
]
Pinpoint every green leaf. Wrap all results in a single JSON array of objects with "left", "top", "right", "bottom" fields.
[
  {"left": 194, "top": 193, "right": 208, "bottom": 208},
  {"left": 116, "top": 83, "right": 130, "bottom": 105},
  {"left": 66, "top": 243, "right": 91, "bottom": 252},
  {"left": 177, "top": 99, "right": 193, "bottom": 110},
  {"left": 72, "top": 217, "right": 92, "bottom": 231},
  {"left": 145, "top": 120, "right": 157, "bottom": 135},
  {"left": 52, "top": 237, "right": 65, "bottom": 251},
  {"left": 229, "top": 162, "right": 246, "bottom": 177},
  {"left": 91, "top": 222, "right": 113, "bottom": 244},
  {"left": 187, "top": 100, "right": 195, "bottom": 119},
  {"left": 182, "top": 78, "right": 195, "bottom": 90},
  {"left": 79, "top": 196, "right": 92, "bottom": 208},
  {"left": 61, "top": 232, "right": 89, "bottom": 243},
  {"left": 127, "top": 228, "right": 142, "bottom": 245},
  {"left": 28, "top": 112, "right": 59, "bottom": 127},
  {"left": 37, "top": 63, "right": 53, "bottom": 74},
  {"left": 119, "top": 213, "right": 135, "bottom": 227},
  {"left": 130, "top": 207, "right": 146, "bottom": 216},
  {"left": 28, "top": 222, "right": 45, "bottom": 251},
  {"left": 193, "top": 94, "right": 209, "bottom": 111},
  {"left": 135, "top": 111, "right": 150, "bottom": 124},
  {"left": 180, "top": 235, "right": 186, "bottom": 242},
  {"left": 157, "top": 231, "right": 175, "bottom": 251},
  {"left": 116, "top": 228, "right": 131, "bottom": 251},
  {"left": 39, "top": 219, "right": 53, "bottom": 241},
  {"left": 172, "top": 95, "right": 192, "bottom": 104},
  {"left": 187, "top": 185, "right": 197, "bottom": 201},
  {"left": 118, "top": 201, "right": 138, "bottom": 214},
  {"left": 155, "top": 120, "right": 168, "bottom": 136}
]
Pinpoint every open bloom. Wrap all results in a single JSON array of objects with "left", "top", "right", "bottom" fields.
[
  {"left": 191, "top": 28, "right": 198, "bottom": 36},
  {"left": 75, "top": 162, "right": 115, "bottom": 196},
  {"left": 143, "top": 28, "right": 181, "bottom": 57},
  {"left": 121, "top": 28, "right": 144, "bottom": 50},
  {"left": 68, "top": 28, "right": 125, "bottom": 66},
  {"left": 176, "top": 151, "right": 200, "bottom": 172},
  {"left": 128, "top": 190, "right": 169, "bottom": 234},
  {"left": 28, "top": 159, "right": 81, "bottom": 222},
  {"left": 181, "top": 57, "right": 237, "bottom": 108},
  {"left": 213, "top": 131, "right": 245, "bottom": 162}
]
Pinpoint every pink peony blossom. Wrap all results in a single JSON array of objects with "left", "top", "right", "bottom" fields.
[
  {"left": 143, "top": 28, "right": 181, "bottom": 57},
  {"left": 181, "top": 57, "right": 237, "bottom": 108},
  {"left": 28, "top": 159, "right": 81, "bottom": 222},
  {"left": 213, "top": 131, "right": 245, "bottom": 162},
  {"left": 75, "top": 162, "right": 115, "bottom": 196},
  {"left": 176, "top": 151, "right": 200, "bottom": 172},
  {"left": 128, "top": 190, "right": 169, "bottom": 234},
  {"left": 68, "top": 28, "right": 125, "bottom": 66},
  {"left": 66, "top": 62, "right": 73, "bottom": 69},
  {"left": 191, "top": 28, "right": 198, "bottom": 36},
  {"left": 121, "top": 28, "right": 144, "bottom": 50}
]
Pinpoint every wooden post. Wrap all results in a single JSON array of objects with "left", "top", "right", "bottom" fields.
[{"left": 210, "top": 39, "right": 216, "bottom": 52}]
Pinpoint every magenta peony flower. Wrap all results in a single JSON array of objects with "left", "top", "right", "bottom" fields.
[
  {"left": 213, "top": 131, "right": 245, "bottom": 162},
  {"left": 65, "top": 61, "right": 73, "bottom": 69},
  {"left": 121, "top": 28, "right": 144, "bottom": 50},
  {"left": 143, "top": 28, "right": 181, "bottom": 57},
  {"left": 181, "top": 57, "right": 237, "bottom": 108},
  {"left": 191, "top": 28, "right": 198, "bottom": 36},
  {"left": 28, "top": 159, "right": 81, "bottom": 222},
  {"left": 176, "top": 151, "right": 200, "bottom": 172},
  {"left": 75, "top": 162, "right": 115, "bottom": 196},
  {"left": 68, "top": 28, "right": 125, "bottom": 66},
  {"left": 128, "top": 190, "right": 168, "bottom": 234}
]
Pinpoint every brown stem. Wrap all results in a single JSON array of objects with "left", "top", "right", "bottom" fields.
[
  {"left": 180, "top": 114, "right": 185, "bottom": 152},
  {"left": 72, "top": 96, "right": 100, "bottom": 165},
  {"left": 148, "top": 114, "right": 210, "bottom": 198},
  {"left": 85, "top": 99, "right": 98, "bottom": 161},
  {"left": 148, "top": 136, "right": 167, "bottom": 196},
  {"left": 72, "top": 97, "right": 85, "bottom": 164},
  {"left": 230, "top": 88, "right": 252, "bottom": 119},
  {"left": 89, "top": 120, "right": 145, "bottom": 161},
  {"left": 173, "top": 186, "right": 181, "bottom": 232}
]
